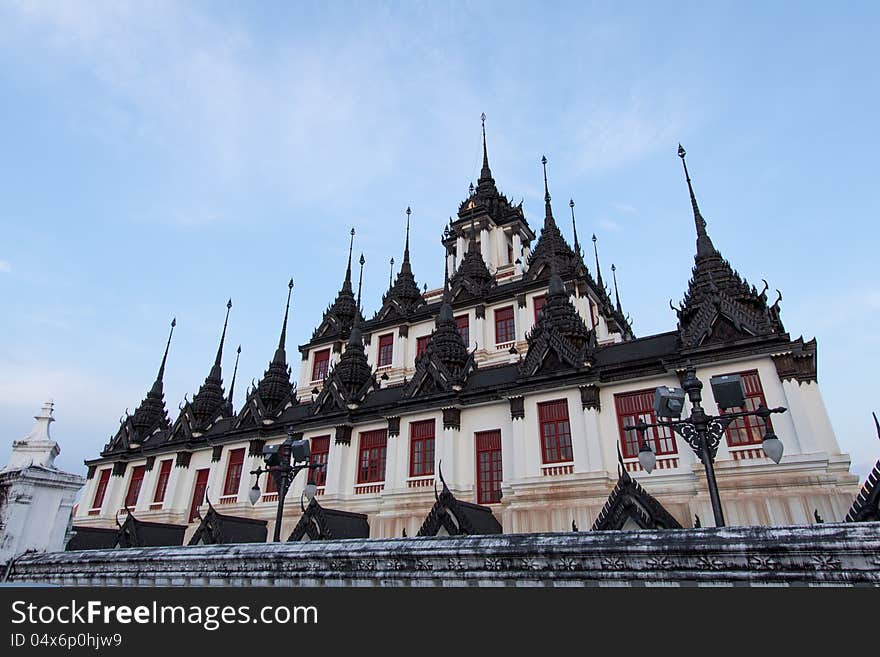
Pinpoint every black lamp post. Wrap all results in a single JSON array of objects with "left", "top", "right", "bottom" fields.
[
  {"left": 248, "top": 428, "right": 325, "bottom": 542},
  {"left": 624, "top": 369, "right": 787, "bottom": 527}
]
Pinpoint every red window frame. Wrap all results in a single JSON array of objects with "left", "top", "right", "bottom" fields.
[
  {"left": 189, "top": 468, "right": 209, "bottom": 522},
  {"left": 615, "top": 389, "right": 678, "bottom": 458},
  {"left": 494, "top": 306, "right": 515, "bottom": 344},
  {"left": 310, "top": 436, "right": 330, "bottom": 487},
  {"left": 533, "top": 295, "right": 546, "bottom": 323},
  {"left": 538, "top": 400, "right": 574, "bottom": 464},
  {"left": 91, "top": 468, "right": 111, "bottom": 510},
  {"left": 357, "top": 429, "right": 387, "bottom": 484},
  {"left": 223, "top": 448, "right": 245, "bottom": 497},
  {"left": 378, "top": 333, "right": 394, "bottom": 367},
  {"left": 720, "top": 370, "right": 774, "bottom": 446},
  {"left": 455, "top": 315, "right": 469, "bottom": 346},
  {"left": 311, "top": 348, "right": 330, "bottom": 382},
  {"left": 475, "top": 430, "right": 502, "bottom": 504},
  {"left": 409, "top": 420, "right": 435, "bottom": 477},
  {"left": 264, "top": 458, "right": 279, "bottom": 494},
  {"left": 151, "top": 459, "right": 173, "bottom": 504},
  {"left": 124, "top": 465, "right": 146, "bottom": 509},
  {"left": 416, "top": 335, "right": 432, "bottom": 359}
]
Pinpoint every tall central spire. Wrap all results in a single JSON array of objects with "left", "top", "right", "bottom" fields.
[
  {"left": 678, "top": 144, "right": 715, "bottom": 258},
  {"left": 542, "top": 155, "right": 555, "bottom": 230},
  {"left": 150, "top": 318, "right": 176, "bottom": 396},
  {"left": 402, "top": 206, "right": 412, "bottom": 269},
  {"left": 213, "top": 299, "right": 232, "bottom": 371},
  {"left": 343, "top": 227, "right": 355, "bottom": 289},
  {"left": 274, "top": 278, "right": 294, "bottom": 364},
  {"left": 479, "top": 112, "right": 492, "bottom": 182}
]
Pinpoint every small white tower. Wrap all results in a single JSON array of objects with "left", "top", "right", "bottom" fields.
[{"left": 0, "top": 401, "right": 85, "bottom": 565}]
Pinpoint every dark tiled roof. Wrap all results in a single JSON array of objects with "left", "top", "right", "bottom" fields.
[
  {"left": 114, "top": 511, "right": 187, "bottom": 548},
  {"left": 417, "top": 479, "right": 502, "bottom": 536},
  {"left": 288, "top": 498, "right": 370, "bottom": 541},
  {"left": 66, "top": 526, "right": 118, "bottom": 551},
  {"left": 188, "top": 505, "right": 268, "bottom": 545}
]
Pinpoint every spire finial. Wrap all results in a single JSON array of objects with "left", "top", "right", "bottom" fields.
[
  {"left": 357, "top": 253, "right": 365, "bottom": 310},
  {"left": 403, "top": 206, "right": 412, "bottom": 264},
  {"left": 678, "top": 144, "right": 715, "bottom": 257},
  {"left": 274, "top": 279, "right": 294, "bottom": 362},
  {"left": 569, "top": 199, "right": 581, "bottom": 255},
  {"left": 611, "top": 264, "right": 622, "bottom": 313},
  {"left": 479, "top": 112, "right": 492, "bottom": 182},
  {"left": 152, "top": 317, "right": 176, "bottom": 395},
  {"left": 592, "top": 234, "right": 604, "bottom": 288},
  {"left": 389, "top": 257, "right": 395, "bottom": 290},
  {"left": 213, "top": 299, "right": 232, "bottom": 369},
  {"left": 344, "top": 227, "right": 356, "bottom": 284},
  {"left": 541, "top": 155, "right": 555, "bottom": 229},
  {"left": 228, "top": 345, "right": 241, "bottom": 406}
]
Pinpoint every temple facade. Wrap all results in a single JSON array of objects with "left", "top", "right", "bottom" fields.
[{"left": 71, "top": 120, "right": 858, "bottom": 543}]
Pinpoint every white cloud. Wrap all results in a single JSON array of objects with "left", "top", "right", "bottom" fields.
[
  {"left": 597, "top": 217, "right": 622, "bottom": 232},
  {"left": 0, "top": 259, "right": 10, "bottom": 272}
]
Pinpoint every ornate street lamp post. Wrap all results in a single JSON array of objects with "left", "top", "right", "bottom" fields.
[
  {"left": 248, "top": 428, "right": 324, "bottom": 542},
  {"left": 624, "top": 369, "right": 787, "bottom": 527}
]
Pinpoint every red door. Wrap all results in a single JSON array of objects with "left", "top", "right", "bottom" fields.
[{"left": 188, "top": 469, "right": 209, "bottom": 522}]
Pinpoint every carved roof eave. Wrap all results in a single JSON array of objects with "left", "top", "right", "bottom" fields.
[{"left": 403, "top": 351, "right": 476, "bottom": 399}]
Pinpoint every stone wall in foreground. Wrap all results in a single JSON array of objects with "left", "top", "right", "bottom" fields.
[{"left": 7, "top": 523, "right": 880, "bottom": 586}]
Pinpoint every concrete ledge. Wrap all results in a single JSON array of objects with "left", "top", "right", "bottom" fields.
[{"left": 7, "top": 523, "right": 880, "bottom": 587}]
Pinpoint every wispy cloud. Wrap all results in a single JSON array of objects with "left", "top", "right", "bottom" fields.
[
  {"left": 598, "top": 218, "right": 623, "bottom": 232},
  {"left": 0, "top": 259, "right": 10, "bottom": 273}
]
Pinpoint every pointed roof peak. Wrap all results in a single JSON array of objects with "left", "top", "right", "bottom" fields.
[
  {"left": 678, "top": 144, "right": 715, "bottom": 258},
  {"left": 344, "top": 227, "right": 356, "bottom": 287},
  {"left": 274, "top": 279, "right": 294, "bottom": 364},
  {"left": 569, "top": 198, "right": 581, "bottom": 255},
  {"left": 403, "top": 206, "right": 412, "bottom": 267},
  {"left": 541, "top": 155, "right": 555, "bottom": 229},
  {"left": 478, "top": 112, "right": 494, "bottom": 186},
  {"left": 592, "top": 234, "right": 604, "bottom": 288},
  {"left": 213, "top": 299, "right": 232, "bottom": 370},
  {"left": 228, "top": 345, "right": 241, "bottom": 407},
  {"left": 611, "top": 263, "right": 622, "bottom": 313},
  {"left": 357, "top": 253, "right": 365, "bottom": 310},
  {"left": 150, "top": 317, "right": 176, "bottom": 396}
]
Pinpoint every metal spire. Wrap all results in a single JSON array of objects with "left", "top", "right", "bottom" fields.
[
  {"left": 541, "top": 155, "right": 555, "bottom": 229},
  {"left": 357, "top": 253, "right": 365, "bottom": 310},
  {"left": 678, "top": 144, "right": 715, "bottom": 258},
  {"left": 273, "top": 278, "right": 294, "bottom": 363},
  {"left": 611, "top": 264, "right": 622, "bottom": 314},
  {"left": 228, "top": 345, "right": 241, "bottom": 406},
  {"left": 569, "top": 199, "right": 581, "bottom": 255},
  {"left": 344, "top": 227, "right": 356, "bottom": 285},
  {"left": 403, "top": 206, "right": 412, "bottom": 266},
  {"left": 389, "top": 257, "right": 395, "bottom": 290},
  {"left": 213, "top": 299, "right": 232, "bottom": 369},
  {"left": 151, "top": 317, "right": 176, "bottom": 395},
  {"left": 479, "top": 112, "right": 492, "bottom": 183},
  {"left": 592, "top": 234, "right": 604, "bottom": 289}
]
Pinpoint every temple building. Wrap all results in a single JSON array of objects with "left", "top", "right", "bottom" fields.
[{"left": 70, "top": 119, "right": 859, "bottom": 543}]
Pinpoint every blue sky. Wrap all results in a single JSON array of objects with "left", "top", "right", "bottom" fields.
[{"left": 1, "top": 1, "right": 878, "bottom": 481}]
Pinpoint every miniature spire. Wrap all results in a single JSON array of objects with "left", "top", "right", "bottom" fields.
[
  {"left": 541, "top": 155, "right": 555, "bottom": 229},
  {"left": 569, "top": 199, "right": 581, "bottom": 255},
  {"left": 273, "top": 279, "right": 294, "bottom": 364},
  {"left": 228, "top": 345, "right": 241, "bottom": 406},
  {"left": 357, "top": 253, "right": 365, "bottom": 310},
  {"left": 592, "top": 234, "right": 604, "bottom": 289},
  {"left": 150, "top": 318, "right": 176, "bottom": 396},
  {"left": 389, "top": 257, "right": 395, "bottom": 290},
  {"left": 611, "top": 264, "right": 622, "bottom": 314},
  {"left": 677, "top": 144, "right": 715, "bottom": 258}
]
